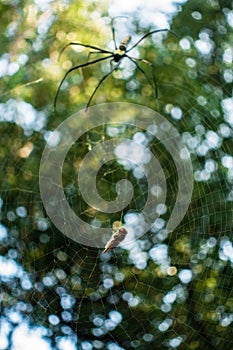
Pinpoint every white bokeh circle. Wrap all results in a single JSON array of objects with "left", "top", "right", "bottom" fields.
[{"left": 39, "top": 103, "right": 193, "bottom": 248}]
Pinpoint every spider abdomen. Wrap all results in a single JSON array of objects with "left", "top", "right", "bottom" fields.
[
  {"left": 113, "top": 35, "right": 131, "bottom": 62},
  {"left": 120, "top": 35, "right": 131, "bottom": 48}
]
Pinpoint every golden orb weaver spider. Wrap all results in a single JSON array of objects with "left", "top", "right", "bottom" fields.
[{"left": 54, "top": 18, "right": 178, "bottom": 111}]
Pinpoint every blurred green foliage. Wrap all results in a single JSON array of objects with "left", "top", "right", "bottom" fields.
[{"left": 0, "top": 0, "right": 233, "bottom": 349}]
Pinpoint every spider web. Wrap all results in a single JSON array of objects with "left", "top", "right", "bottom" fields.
[{"left": 1, "top": 5, "right": 233, "bottom": 350}]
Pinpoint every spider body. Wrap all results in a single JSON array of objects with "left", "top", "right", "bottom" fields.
[
  {"left": 113, "top": 35, "right": 131, "bottom": 62},
  {"left": 113, "top": 51, "right": 125, "bottom": 62},
  {"left": 54, "top": 19, "right": 178, "bottom": 111}
]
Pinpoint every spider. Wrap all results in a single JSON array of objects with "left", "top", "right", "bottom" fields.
[{"left": 54, "top": 18, "right": 178, "bottom": 111}]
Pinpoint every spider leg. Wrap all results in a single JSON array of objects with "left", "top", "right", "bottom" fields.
[
  {"left": 126, "top": 55, "right": 158, "bottom": 98},
  {"left": 111, "top": 16, "right": 128, "bottom": 49},
  {"left": 111, "top": 21, "right": 117, "bottom": 49},
  {"left": 54, "top": 55, "right": 113, "bottom": 111},
  {"left": 135, "top": 57, "right": 158, "bottom": 98},
  {"left": 110, "top": 58, "right": 115, "bottom": 70},
  {"left": 87, "top": 50, "right": 108, "bottom": 62},
  {"left": 59, "top": 42, "right": 112, "bottom": 60},
  {"left": 85, "top": 62, "right": 121, "bottom": 111},
  {"left": 127, "top": 29, "right": 178, "bottom": 52}
]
